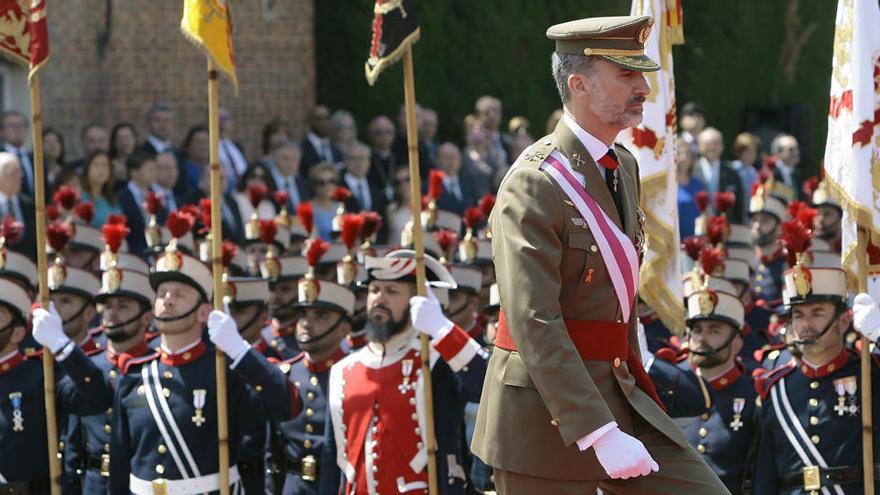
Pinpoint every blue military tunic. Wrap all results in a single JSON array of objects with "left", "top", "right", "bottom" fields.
[
  {"left": 268, "top": 347, "right": 346, "bottom": 495},
  {"left": 752, "top": 250, "right": 786, "bottom": 305},
  {"left": 0, "top": 348, "right": 113, "bottom": 489},
  {"left": 647, "top": 353, "right": 713, "bottom": 418},
  {"left": 269, "top": 319, "right": 301, "bottom": 360},
  {"left": 754, "top": 349, "right": 880, "bottom": 494},
  {"left": 64, "top": 340, "right": 154, "bottom": 494},
  {"left": 678, "top": 361, "right": 759, "bottom": 494},
  {"left": 109, "top": 338, "right": 300, "bottom": 494}
]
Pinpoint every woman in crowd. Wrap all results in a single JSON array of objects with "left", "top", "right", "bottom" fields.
[
  {"left": 42, "top": 127, "right": 66, "bottom": 186},
  {"left": 676, "top": 137, "right": 705, "bottom": 240},
  {"left": 731, "top": 132, "right": 762, "bottom": 220},
  {"left": 462, "top": 113, "right": 507, "bottom": 197},
  {"left": 233, "top": 161, "right": 278, "bottom": 223},
  {"left": 180, "top": 125, "right": 210, "bottom": 193},
  {"left": 79, "top": 151, "right": 122, "bottom": 227},
  {"left": 308, "top": 161, "right": 340, "bottom": 241},
  {"left": 385, "top": 166, "right": 412, "bottom": 245},
  {"left": 109, "top": 122, "right": 138, "bottom": 183}
]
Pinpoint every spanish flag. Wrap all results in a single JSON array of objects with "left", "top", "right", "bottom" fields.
[
  {"left": 180, "top": 0, "right": 237, "bottom": 88},
  {"left": 0, "top": 0, "right": 49, "bottom": 84}
]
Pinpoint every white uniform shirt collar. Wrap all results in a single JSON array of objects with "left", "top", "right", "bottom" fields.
[
  {"left": 147, "top": 135, "right": 172, "bottom": 154},
  {"left": 562, "top": 113, "right": 614, "bottom": 164}
]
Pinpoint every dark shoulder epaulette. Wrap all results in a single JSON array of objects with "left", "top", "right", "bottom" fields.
[
  {"left": 278, "top": 352, "right": 305, "bottom": 374},
  {"left": 121, "top": 352, "right": 160, "bottom": 375},
  {"left": 753, "top": 342, "right": 786, "bottom": 364},
  {"left": 754, "top": 361, "right": 796, "bottom": 400}
]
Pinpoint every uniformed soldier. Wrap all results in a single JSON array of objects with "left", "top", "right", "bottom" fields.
[
  {"left": 0, "top": 249, "right": 42, "bottom": 357},
  {"left": 446, "top": 265, "right": 484, "bottom": 345},
  {"left": 108, "top": 218, "right": 301, "bottom": 494},
  {"left": 65, "top": 258, "right": 156, "bottom": 494},
  {"left": 262, "top": 253, "right": 309, "bottom": 359},
  {"left": 471, "top": 16, "right": 729, "bottom": 493},
  {"left": 752, "top": 224, "right": 877, "bottom": 494},
  {"left": 268, "top": 262, "right": 355, "bottom": 494},
  {"left": 481, "top": 283, "right": 500, "bottom": 347},
  {"left": 803, "top": 177, "right": 841, "bottom": 253},
  {"left": 0, "top": 279, "right": 114, "bottom": 491},
  {"left": 749, "top": 175, "right": 790, "bottom": 306},
  {"left": 319, "top": 250, "right": 488, "bottom": 494}
]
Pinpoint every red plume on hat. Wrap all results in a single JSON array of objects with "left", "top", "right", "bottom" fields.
[
  {"left": 305, "top": 238, "right": 330, "bottom": 268},
  {"left": 434, "top": 230, "right": 459, "bottom": 262},
  {"left": 705, "top": 215, "right": 729, "bottom": 246},
  {"left": 53, "top": 185, "right": 79, "bottom": 211},
  {"left": 0, "top": 216, "right": 23, "bottom": 246},
  {"left": 694, "top": 191, "right": 709, "bottom": 213},
  {"left": 802, "top": 176, "right": 820, "bottom": 199},
  {"left": 358, "top": 211, "right": 382, "bottom": 242},
  {"left": 479, "top": 194, "right": 496, "bottom": 218},
  {"left": 779, "top": 218, "right": 812, "bottom": 268},
  {"left": 46, "top": 204, "right": 61, "bottom": 222},
  {"left": 331, "top": 186, "right": 352, "bottom": 203},
  {"left": 166, "top": 210, "right": 195, "bottom": 240},
  {"left": 682, "top": 236, "right": 706, "bottom": 261},
  {"left": 340, "top": 213, "right": 363, "bottom": 252},
  {"left": 247, "top": 184, "right": 268, "bottom": 208},
  {"left": 144, "top": 191, "right": 164, "bottom": 216},
  {"left": 274, "top": 190, "right": 290, "bottom": 207},
  {"left": 105, "top": 214, "right": 127, "bottom": 226},
  {"left": 787, "top": 200, "right": 817, "bottom": 227},
  {"left": 714, "top": 192, "right": 735, "bottom": 215},
  {"left": 297, "top": 202, "right": 314, "bottom": 235},
  {"left": 698, "top": 246, "right": 726, "bottom": 277},
  {"left": 75, "top": 201, "right": 94, "bottom": 224},
  {"left": 47, "top": 221, "right": 74, "bottom": 253},
  {"left": 101, "top": 222, "right": 129, "bottom": 255},
  {"left": 197, "top": 198, "right": 213, "bottom": 233},
  {"left": 221, "top": 240, "right": 238, "bottom": 269},
  {"left": 427, "top": 170, "right": 445, "bottom": 200},
  {"left": 258, "top": 219, "right": 278, "bottom": 245},
  {"left": 463, "top": 207, "right": 484, "bottom": 231}
]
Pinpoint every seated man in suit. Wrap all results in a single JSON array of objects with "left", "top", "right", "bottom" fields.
[
  {"left": 135, "top": 100, "right": 176, "bottom": 156},
  {"left": 0, "top": 152, "right": 35, "bottom": 259},
  {"left": 153, "top": 150, "right": 190, "bottom": 211},
  {"left": 1, "top": 110, "right": 36, "bottom": 199},
  {"left": 300, "top": 105, "right": 343, "bottom": 175},
  {"left": 342, "top": 142, "right": 389, "bottom": 243},
  {"left": 434, "top": 142, "right": 478, "bottom": 216},
  {"left": 117, "top": 151, "right": 161, "bottom": 258},
  {"left": 266, "top": 141, "right": 310, "bottom": 212},
  {"left": 694, "top": 128, "right": 745, "bottom": 224}
]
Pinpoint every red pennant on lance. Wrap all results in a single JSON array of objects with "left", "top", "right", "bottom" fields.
[
  {"left": 365, "top": 0, "right": 420, "bottom": 86},
  {"left": 0, "top": 0, "right": 48, "bottom": 83}
]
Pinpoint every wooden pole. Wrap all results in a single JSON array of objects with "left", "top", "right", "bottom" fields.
[
  {"left": 402, "top": 46, "right": 439, "bottom": 495},
  {"left": 857, "top": 228, "right": 874, "bottom": 492},
  {"left": 207, "top": 61, "right": 231, "bottom": 495},
  {"left": 31, "top": 76, "right": 60, "bottom": 495}
]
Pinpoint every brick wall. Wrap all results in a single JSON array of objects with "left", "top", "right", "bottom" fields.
[{"left": 30, "top": 0, "right": 315, "bottom": 161}]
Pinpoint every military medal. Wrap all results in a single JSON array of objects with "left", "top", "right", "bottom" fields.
[
  {"left": 398, "top": 359, "right": 414, "bottom": 394},
  {"left": 729, "top": 398, "right": 745, "bottom": 432},
  {"left": 9, "top": 392, "right": 23, "bottom": 431},
  {"left": 845, "top": 376, "right": 859, "bottom": 416},
  {"left": 612, "top": 169, "right": 619, "bottom": 192},
  {"left": 191, "top": 389, "right": 207, "bottom": 426},
  {"left": 834, "top": 378, "right": 848, "bottom": 416}
]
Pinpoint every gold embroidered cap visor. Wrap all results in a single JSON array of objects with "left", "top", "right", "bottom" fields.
[{"left": 547, "top": 15, "right": 660, "bottom": 72}]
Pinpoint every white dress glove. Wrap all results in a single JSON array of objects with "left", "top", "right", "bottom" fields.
[
  {"left": 592, "top": 426, "right": 659, "bottom": 480},
  {"left": 853, "top": 293, "right": 880, "bottom": 342},
  {"left": 32, "top": 303, "right": 71, "bottom": 354},
  {"left": 208, "top": 309, "right": 250, "bottom": 361},
  {"left": 409, "top": 283, "right": 454, "bottom": 340}
]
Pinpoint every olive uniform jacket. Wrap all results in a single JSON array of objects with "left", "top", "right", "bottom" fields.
[{"left": 471, "top": 120, "right": 689, "bottom": 481}]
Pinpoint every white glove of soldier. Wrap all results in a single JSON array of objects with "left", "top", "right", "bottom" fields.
[
  {"left": 208, "top": 307, "right": 250, "bottom": 361},
  {"left": 638, "top": 320, "right": 653, "bottom": 368},
  {"left": 410, "top": 283, "right": 454, "bottom": 340},
  {"left": 591, "top": 426, "right": 659, "bottom": 479},
  {"left": 32, "top": 303, "right": 71, "bottom": 354},
  {"left": 852, "top": 293, "right": 880, "bottom": 342}
]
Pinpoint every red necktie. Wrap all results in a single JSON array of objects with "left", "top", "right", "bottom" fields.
[{"left": 597, "top": 150, "right": 620, "bottom": 170}]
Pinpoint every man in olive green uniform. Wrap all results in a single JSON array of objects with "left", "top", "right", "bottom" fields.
[{"left": 471, "top": 16, "right": 729, "bottom": 494}]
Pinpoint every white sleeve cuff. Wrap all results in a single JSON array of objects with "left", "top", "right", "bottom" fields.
[
  {"left": 576, "top": 421, "right": 617, "bottom": 451},
  {"left": 643, "top": 355, "right": 655, "bottom": 372},
  {"left": 228, "top": 347, "right": 250, "bottom": 369},
  {"left": 433, "top": 319, "right": 456, "bottom": 340},
  {"left": 55, "top": 340, "right": 75, "bottom": 362}
]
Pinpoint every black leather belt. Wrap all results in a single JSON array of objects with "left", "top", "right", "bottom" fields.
[
  {"left": 0, "top": 477, "right": 50, "bottom": 494},
  {"left": 86, "top": 453, "right": 111, "bottom": 478},
  {"left": 779, "top": 464, "right": 878, "bottom": 490},
  {"left": 285, "top": 453, "right": 319, "bottom": 482}
]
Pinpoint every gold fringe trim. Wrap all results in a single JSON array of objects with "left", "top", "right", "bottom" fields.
[
  {"left": 640, "top": 196, "right": 686, "bottom": 335},
  {"left": 824, "top": 174, "right": 880, "bottom": 289},
  {"left": 365, "top": 27, "right": 421, "bottom": 87}
]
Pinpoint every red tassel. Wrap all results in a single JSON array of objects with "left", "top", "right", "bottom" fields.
[
  {"left": 105, "top": 214, "right": 127, "bottom": 226},
  {"left": 428, "top": 170, "right": 445, "bottom": 200},
  {"left": 221, "top": 240, "right": 238, "bottom": 268},
  {"left": 75, "top": 201, "right": 94, "bottom": 224},
  {"left": 101, "top": 223, "right": 129, "bottom": 254},
  {"left": 1, "top": 216, "right": 23, "bottom": 245},
  {"left": 259, "top": 219, "right": 278, "bottom": 245},
  {"left": 479, "top": 194, "right": 496, "bottom": 217},
  {"left": 47, "top": 221, "right": 73, "bottom": 252},
  {"left": 274, "top": 190, "right": 290, "bottom": 207},
  {"left": 305, "top": 238, "right": 330, "bottom": 267},
  {"left": 682, "top": 236, "right": 705, "bottom": 261},
  {"left": 358, "top": 211, "right": 382, "bottom": 241},
  {"left": 331, "top": 186, "right": 352, "bottom": 203},
  {"left": 247, "top": 184, "right": 268, "bottom": 209},
  {"left": 53, "top": 186, "right": 79, "bottom": 211},
  {"left": 165, "top": 210, "right": 195, "bottom": 239},
  {"left": 340, "top": 213, "right": 363, "bottom": 251},
  {"left": 694, "top": 191, "right": 709, "bottom": 212},
  {"left": 463, "top": 207, "right": 483, "bottom": 230},
  {"left": 297, "top": 202, "right": 314, "bottom": 235},
  {"left": 144, "top": 192, "right": 164, "bottom": 216}
]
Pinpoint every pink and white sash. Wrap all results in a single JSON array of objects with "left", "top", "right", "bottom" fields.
[{"left": 542, "top": 151, "right": 639, "bottom": 322}]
